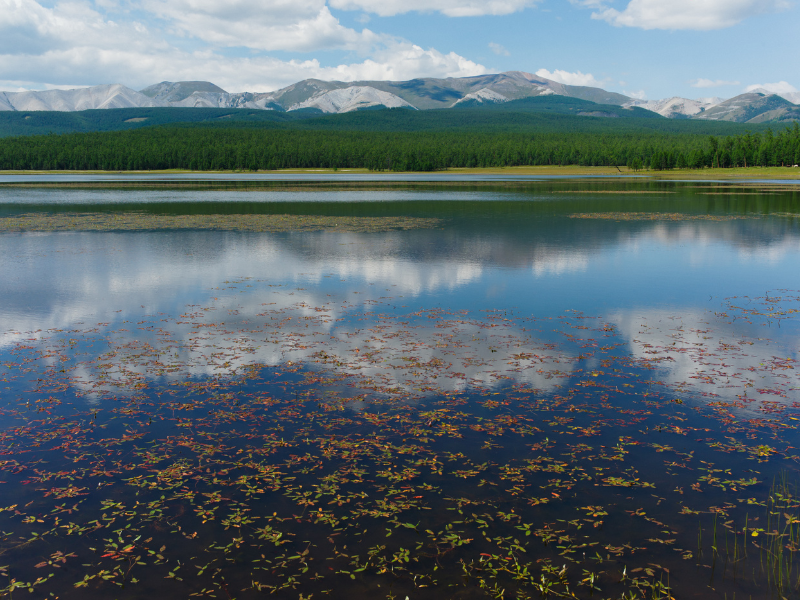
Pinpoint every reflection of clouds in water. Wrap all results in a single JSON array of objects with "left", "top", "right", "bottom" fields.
[
  {"left": 611, "top": 309, "right": 800, "bottom": 407},
  {"left": 532, "top": 249, "right": 589, "bottom": 277},
  {"left": 619, "top": 222, "right": 800, "bottom": 265},
  {"left": 639, "top": 223, "right": 715, "bottom": 247},
  {"left": 736, "top": 237, "right": 800, "bottom": 264},
  {"left": 60, "top": 291, "right": 574, "bottom": 402},
  {"left": 3, "top": 219, "right": 799, "bottom": 402},
  {"left": 0, "top": 232, "right": 485, "bottom": 348},
  {"left": 0, "top": 230, "right": 598, "bottom": 347}
]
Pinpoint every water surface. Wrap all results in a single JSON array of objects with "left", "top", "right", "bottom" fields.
[{"left": 1, "top": 180, "right": 799, "bottom": 599}]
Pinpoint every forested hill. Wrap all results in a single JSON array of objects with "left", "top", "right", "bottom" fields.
[
  {"left": 0, "top": 95, "right": 797, "bottom": 172},
  {"left": 0, "top": 107, "right": 300, "bottom": 138},
  {"left": 253, "top": 102, "right": 765, "bottom": 135},
  {"left": 0, "top": 95, "right": 775, "bottom": 139},
  {"left": 1, "top": 121, "right": 798, "bottom": 172}
]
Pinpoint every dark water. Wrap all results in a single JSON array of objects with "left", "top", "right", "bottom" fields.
[{"left": 1, "top": 179, "right": 799, "bottom": 599}]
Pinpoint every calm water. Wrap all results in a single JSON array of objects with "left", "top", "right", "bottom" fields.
[
  {"left": 1, "top": 179, "right": 799, "bottom": 599},
  {"left": 0, "top": 172, "right": 627, "bottom": 183}
]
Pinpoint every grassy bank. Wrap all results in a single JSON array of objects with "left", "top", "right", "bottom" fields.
[{"left": 1, "top": 165, "right": 799, "bottom": 180}]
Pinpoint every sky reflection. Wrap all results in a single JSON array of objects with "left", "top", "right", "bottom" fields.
[{"left": 1, "top": 206, "right": 798, "bottom": 412}]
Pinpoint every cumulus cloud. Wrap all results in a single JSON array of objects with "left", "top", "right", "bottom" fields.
[
  {"left": 568, "top": 0, "right": 605, "bottom": 7},
  {"left": 0, "top": 0, "right": 487, "bottom": 91},
  {"left": 592, "top": 0, "right": 789, "bottom": 30},
  {"left": 141, "top": 0, "right": 378, "bottom": 53},
  {"left": 744, "top": 81, "right": 797, "bottom": 94},
  {"left": 0, "top": 43, "right": 485, "bottom": 93},
  {"left": 690, "top": 78, "right": 741, "bottom": 88},
  {"left": 624, "top": 89, "right": 647, "bottom": 100},
  {"left": 743, "top": 81, "right": 800, "bottom": 103},
  {"left": 0, "top": 0, "right": 161, "bottom": 54},
  {"left": 0, "top": 80, "right": 63, "bottom": 92},
  {"left": 535, "top": 68, "right": 603, "bottom": 87},
  {"left": 488, "top": 42, "right": 510, "bottom": 55},
  {"left": 329, "top": 0, "right": 539, "bottom": 17}
]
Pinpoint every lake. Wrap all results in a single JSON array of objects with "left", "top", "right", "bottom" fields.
[{"left": 1, "top": 177, "right": 799, "bottom": 599}]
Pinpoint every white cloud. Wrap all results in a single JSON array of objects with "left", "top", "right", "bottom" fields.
[
  {"left": 744, "top": 81, "right": 800, "bottom": 103},
  {"left": 0, "top": 80, "right": 53, "bottom": 92},
  {"left": 349, "top": 42, "right": 486, "bottom": 81},
  {"left": 0, "top": 0, "right": 160, "bottom": 54},
  {"left": 744, "top": 81, "right": 797, "bottom": 94},
  {"left": 141, "top": 0, "right": 378, "bottom": 53},
  {"left": 690, "top": 78, "right": 741, "bottom": 88},
  {"left": 569, "top": 0, "right": 605, "bottom": 7},
  {"left": 624, "top": 89, "right": 647, "bottom": 100},
  {"left": 592, "top": 0, "right": 789, "bottom": 30},
  {"left": 488, "top": 42, "right": 510, "bottom": 55},
  {"left": 0, "top": 43, "right": 485, "bottom": 93},
  {"left": 535, "top": 68, "right": 603, "bottom": 87},
  {"left": 0, "top": 0, "right": 487, "bottom": 91},
  {"left": 328, "top": 0, "right": 539, "bottom": 17}
]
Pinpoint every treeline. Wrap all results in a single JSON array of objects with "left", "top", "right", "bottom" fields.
[
  {"left": 645, "top": 125, "right": 800, "bottom": 170},
  {"left": 0, "top": 124, "right": 798, "bottom": 171},
  {"left": 0, "top": 107, "right": 296, "bottom": 138}
]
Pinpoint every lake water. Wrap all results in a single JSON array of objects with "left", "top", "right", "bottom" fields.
[{"left": 1, "top": 178, "right": 799, "bottom": 599}]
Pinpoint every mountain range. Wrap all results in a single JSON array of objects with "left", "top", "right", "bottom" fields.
[{"left": 1, "top": 72, "right": 798, "bottom": 124}]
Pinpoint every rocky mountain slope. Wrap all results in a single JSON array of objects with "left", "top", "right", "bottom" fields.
[
  {"left": 0, "top": 73, "right": 797, "bottom": 123},
  {"left": 139, "top": 81, "right": 227, "bottom": 103},
  {"left": 0, "top": 72, "right": 633, "bottom": 114},
  {"left": 623, "top": 96, "right": 723, "bottom": 118},
  {"left": 693, "top": 92, "right": 800, "bottom": 123},
  {"left": 0, "top": 84, "right": 161, "bottom": 112}
]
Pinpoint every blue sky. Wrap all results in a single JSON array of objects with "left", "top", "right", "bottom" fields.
[{"left": 0, "top": 0, "right": 797, "bottom": 101}]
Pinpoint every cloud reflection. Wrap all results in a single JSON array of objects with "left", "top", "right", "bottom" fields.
[
  {"left": 1, "top": 215, "right": 798, "bottom": 408},
  {"left": 611, "top": 309, "right": 800, "bottom": 407}
]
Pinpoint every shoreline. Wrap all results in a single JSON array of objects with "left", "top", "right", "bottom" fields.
[
  {"left": 0, "top": 166, "right": 798, "bottom": 193},
  {"left": 0, "top": 165, "right": 798, "bottom": 181}
]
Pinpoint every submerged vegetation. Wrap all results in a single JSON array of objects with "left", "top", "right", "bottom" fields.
[
  {"left": 1, "top": 172, "right": 799, "bottom": 600},
  {"left": 0, "top": 212, "right": 442, "bottom": 233},
  {"left": 0, "top": 280, "right": 799, "bottom": 599}
]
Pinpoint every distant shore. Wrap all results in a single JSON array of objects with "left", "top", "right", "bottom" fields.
[
  {"left": 2, "top": 166, "right": 799, "bottom": 176},
  {"left": 1, "top": 165, "right": 799, "bottom": 186}
]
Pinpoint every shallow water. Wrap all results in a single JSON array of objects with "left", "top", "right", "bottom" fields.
[
  {"left": 1, "top": 180, "right": 799, "bottom": 599},
  {"left": 0, "top": 172, "right": 630, "bottom": 184}
]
